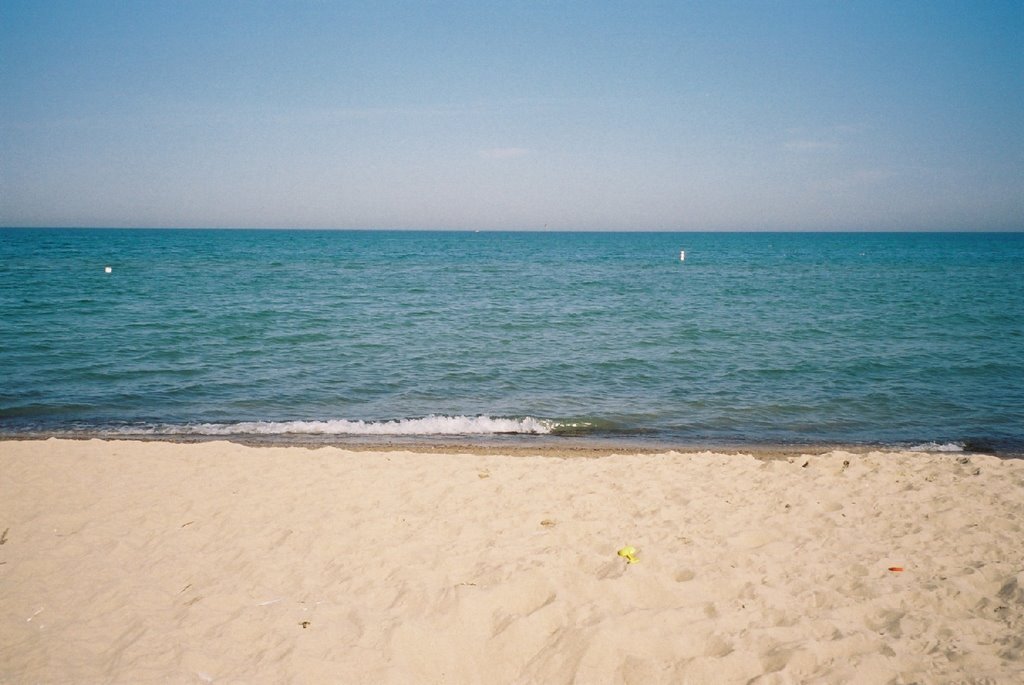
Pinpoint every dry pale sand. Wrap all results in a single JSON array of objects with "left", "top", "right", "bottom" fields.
[{"left": 1, "top": 439, "right": 1022, "bottom": 684}]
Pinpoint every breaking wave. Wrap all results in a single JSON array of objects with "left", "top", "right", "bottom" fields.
[
  {"left": 908, "top": 441, "right": 965, "bottom": 453},
  {"left": 132, "top": 415, "right": 554, "bottom": 436}
]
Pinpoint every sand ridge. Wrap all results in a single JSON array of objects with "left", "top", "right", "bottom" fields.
[{"left": 1, "top": 439, "right": 1022, "bottom": 683}]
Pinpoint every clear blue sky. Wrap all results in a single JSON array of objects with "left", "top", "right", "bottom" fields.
[{"left": 2, "top": 1, "right": 1021, "bottom": 230}]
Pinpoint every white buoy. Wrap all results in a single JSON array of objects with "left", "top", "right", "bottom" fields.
[
  {"left": 104, "top": 266, "right": 112, "bottom": 273},
  {"left": 679, "top": 250, "right": 686, "bottom": 261}
]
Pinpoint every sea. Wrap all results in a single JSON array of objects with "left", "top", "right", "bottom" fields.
[{"left": 1, "top": 229, "right": 1022, "bottom": 454}]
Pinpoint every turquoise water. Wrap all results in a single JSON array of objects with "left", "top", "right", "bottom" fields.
[{"left": 2, "top": 229, "right": 1022, "bottom": 452}]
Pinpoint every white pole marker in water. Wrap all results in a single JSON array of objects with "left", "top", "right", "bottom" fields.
[{"left": 104, "top": 266, "right": 112, "bottom": 273}]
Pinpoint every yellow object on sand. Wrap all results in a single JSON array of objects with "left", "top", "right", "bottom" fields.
[{"left": 617, "top": 546, "right": 639, "bottom": 564}]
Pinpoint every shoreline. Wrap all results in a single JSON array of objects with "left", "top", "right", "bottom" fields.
[
  {"left": 3, "top": 438, "right": 1023, "bottom": 682},
  {"left": 1, "top": 434, "right": 1016, "bottom": 460}
]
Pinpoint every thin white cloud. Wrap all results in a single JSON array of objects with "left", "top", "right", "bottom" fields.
[
  {"left": 479, "top": 147, "right": 532, "bottom": 159},
  {"left": 782, "top": 122, "right": 867, "bottom": 152},
  {"left": 783, "top": 139, "right": 841, "bottom": 152},
  {"left": 813, "top": 168, "right": 899, "bottom": 192}
]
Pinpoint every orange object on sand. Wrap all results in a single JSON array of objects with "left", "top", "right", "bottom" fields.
[{"left": 888, "top": 566, "right": 904, "bottom": 572}]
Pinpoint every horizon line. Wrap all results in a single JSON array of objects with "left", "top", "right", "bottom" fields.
[{"left": 2, "top": 226, "right": 1022, "bottom": 234}]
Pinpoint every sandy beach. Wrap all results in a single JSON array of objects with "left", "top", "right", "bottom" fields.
[{"left": 1, "top": 439, "right": 1022, "bottom": 683}]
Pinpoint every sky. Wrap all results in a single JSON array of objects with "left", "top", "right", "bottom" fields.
[{"left": 1, "top": 1, "right": 1022, "bottom": 231}]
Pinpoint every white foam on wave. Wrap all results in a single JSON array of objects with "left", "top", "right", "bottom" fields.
[
  {"left": 909, "top": 441, "right": 965, "bottom": 453},
  {"left": 136, "top": 415, "right": 553, "bottom": 436}
]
